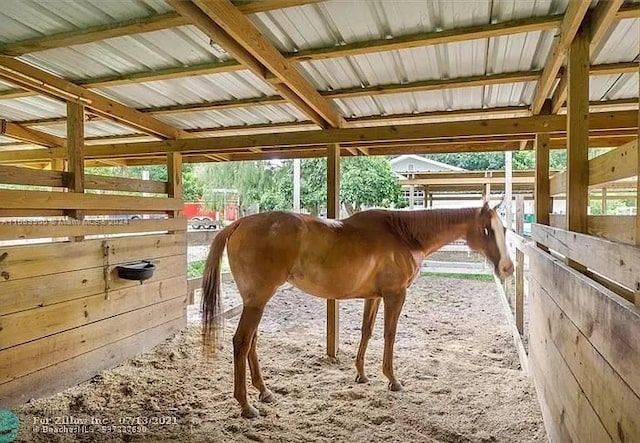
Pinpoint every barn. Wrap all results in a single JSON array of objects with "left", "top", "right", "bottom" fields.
[{"left": 0, "top": 0, "right": 638, "bottom": 442}]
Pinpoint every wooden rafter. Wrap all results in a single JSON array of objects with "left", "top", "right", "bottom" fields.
[
  {"left": 0, "top": 56, "right": 187, "bottom": 139},
  {"left": 551, "top": 0, "right": 625, "bottom": 113},
  {"left": 6, "top": 61, "right": 635, "bottom": 131},
  {"left": 1, "top": 110, "right": 633, "bottom": 162},
  {"left": 0, "top": 13, "right": 189, "bottom": 57},
  {"left": 0, "top": 120, "right": 65, "bottom": 147},
  {"left": 290, "top": 14, "right": 563, "bottom": 62},
  {"left": 530, "top": 0, "right": 590, "bottom": 114},
  {"left": 191, "top": 0, "right": 343, "bottom": 128}
]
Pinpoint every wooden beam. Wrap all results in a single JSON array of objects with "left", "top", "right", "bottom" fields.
[
  {"left": 66, "top": 102, "right": 84, "bottom": 195},
  {"left": 235, "top": 0, "right": 322, "bottom": 14},
  {"left": 0, "top": 188, "right": 182, "bottom": 211},
  {"left": 66, "top": 102, "right": 85, "bottom": 240},
  {"left": 0, "top": 56, "right": 186, "bottom": 139},
  {"left": 0, "top": 120, "right": 65, "bottom": 147},
  {"left": 166, "top": 0, "right": 266, "bottom": 78},
  {"left": 530, "top": 0, "right": 590, "bottom": 114},
  {"left": 68, "top": 111, "right": 640, "bottom": 155},
  {"left": 323, "top": 71, "right": 541, "bottom": 100},
  {"left": 0, "top": 13, "right": 189, "bottom": 56},
  {"left": 535, "top": 132, "right": 551, "bottom": 226},
  {"left": 326, "top": 143, "right": 340, "bottom": 358},
  {"left": 291, "top": 14, "right": 563, "bottom": 62},
  {"left": 615, "top": 3, "right": 640, "bottom": 20},
  {"left": 193, "top": 0, "right": 343, "bottom": 128},
  {"left": 167, "top": 152, "right": 183, "bottom": 223},
  {"left": 566, "top": 24, "right": 590, "bottom": 237},
  {"left": 551, "top": 1, "right": 625, "bottom": 114}
]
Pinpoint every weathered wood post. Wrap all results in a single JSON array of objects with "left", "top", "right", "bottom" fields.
[
  {"left": 326, "top": 143, "right": 340, "bottom": 357},
  {"left": 67, "top": 101, "right": 85, "bottom": 242}
]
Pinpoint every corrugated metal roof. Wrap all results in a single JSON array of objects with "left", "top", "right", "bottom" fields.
[
  {"left": 0, "top": 0, "right": 171, "bottom": 44},
  {"left": 248, "top": 0, "right": 567, "bottom": 53},
  {"left": 592, "top": 17, "right": 639, "bottom": 65},
  {"left": 0, "top": 0, "right": 635, "bottom": 149},
  {"left": 0, "top": 96, "right": 65, "bottom": 121},
  {"left": 333, "top": 81, "right": 537, "bottom": 118},
  {"left": 20, "top": 25, "right": 232, "bottom": 82},
  {"left": 156, "top": 104, "right": 308, "bottom": 129},
  {"left": 94, "top": 70, "right": 276, "bottom": 108},
  {"left": 31, "top": 120, "right": 140, "bottom": 138}
]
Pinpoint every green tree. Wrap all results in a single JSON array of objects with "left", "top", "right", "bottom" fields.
[
  {"left": 85, "top": 164, "right": 202, "bottom": 201},
  {"left": 197, "top": 156, "right": 402, "bottom": 216}
]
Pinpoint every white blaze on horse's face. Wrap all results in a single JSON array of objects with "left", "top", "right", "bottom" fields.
[{"left": 489, "top": 212, "right": 514, "bottom": 279}]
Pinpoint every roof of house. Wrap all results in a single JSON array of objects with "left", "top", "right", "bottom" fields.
[{"left": 390, "top": 154, "right": 464, "bottom": 172}]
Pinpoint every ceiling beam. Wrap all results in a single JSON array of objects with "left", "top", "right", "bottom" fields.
[
  {"left": 0, "top": 56, "right": 187, "bottom": 139},
  {"left": 614, "top": 3, "right": 640, "bottom": 20},
  {"left": 290, "top": 14, "right": 563, "bottom": 62},
  {"left": 551, "top": 0, "right": 625, "bottom": 113},
  {"left": 0, "top": 13, "right": 190, "bottom": 57},
  {"left": 1, "top": 120, "right": 65, "bottom": 147},
  {"left": 192, "top": 0, "right": 344, "bottom": 128},
  {"left": 36, "top": 110, "right": 637, "bottom": 157},
  {"left": 530, "top": 0, "right": 590, "bottom": 114},
  {"left": 235, "top": 0, "right": 323, "bottom": 15},
  {"left": 323, "top": 70, "right": 541, "bottom": 100}
]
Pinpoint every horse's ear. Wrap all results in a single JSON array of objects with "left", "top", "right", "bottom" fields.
[
  {"left": 480, "top": 200, "right": 490, "bottom": 215},
  {"left": 493, "top": 195, "right": 506, "bottom": 210}
]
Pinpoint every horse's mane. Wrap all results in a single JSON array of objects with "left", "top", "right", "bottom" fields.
[{"left": 386, "top": 208, "right": 479, "bottom": 250}]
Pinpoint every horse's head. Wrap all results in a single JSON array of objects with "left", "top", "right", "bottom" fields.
[{"left": 466, "top": 202, "right": 514, "bottom": 280}]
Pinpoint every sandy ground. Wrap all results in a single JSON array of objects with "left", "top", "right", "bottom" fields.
[{"left": 15, "top": 277, "right": 545, "bottom": 443}]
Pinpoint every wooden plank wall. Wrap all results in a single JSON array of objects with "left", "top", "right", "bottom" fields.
[
  {"left": 528, "top": 228, "right": 640, "bottom": 443},
  {"left": 0, "top": 164, "right": 187, "bottom": 407}
]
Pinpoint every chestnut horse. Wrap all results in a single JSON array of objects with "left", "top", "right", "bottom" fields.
[{"left": 202, "top": 204, "right": 514, "bottom": 418}]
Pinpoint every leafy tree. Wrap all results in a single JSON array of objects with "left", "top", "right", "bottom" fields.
[
  {"left": 197, "top": 156, "right": 402, "bottom": 216},
  {"left": 85, "top": 164, "right": 202, "bottom": 201}
]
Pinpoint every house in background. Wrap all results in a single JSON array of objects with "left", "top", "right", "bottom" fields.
[{"left": 390, "top": 155, "right": 464, "bottom": 209}]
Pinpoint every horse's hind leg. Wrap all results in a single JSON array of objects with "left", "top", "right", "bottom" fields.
[
  {"left": 233, "top": 304, "right": 266, "bottom": 418},
  {"left": 355, "top": 298, "right": 381, "bottom": 383},
  {"left": 248, "top": 331, "right": 273, "bottom": 403},
  {"left": 382, "top": 291, "right": 406, "bottom": 391}
]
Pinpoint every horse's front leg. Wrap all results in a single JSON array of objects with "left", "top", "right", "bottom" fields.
[
  {"left": 355, "top": 297, "right": 381, "bottom": 383},
  {"left": 382, "top": 291, "right": 406, "bottom": 391}
]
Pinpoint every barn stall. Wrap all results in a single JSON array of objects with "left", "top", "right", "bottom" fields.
[{"left": 0, "top": 0, "right": 638, "bottom": 442}]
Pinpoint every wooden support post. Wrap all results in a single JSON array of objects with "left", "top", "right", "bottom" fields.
[
  {"left": 534, "top": 132, "right": 551, "bottom": 226},
  {"left": 635, "top": 55, "right": 639, "bottom": 306},
  {"left": 566, "top": 24, "right": 589, "bottom": 271},
  {"left": 408, "top": 184, "right": 415, "bottom": 209},
  {"left": 326, "top": 143, "right": 340, "bottom": 357},
  {"left": 602, "top": 187, "right": 608, "bottom": 215},
  {"left": 515, "top": 195, "right": 525, "bottom": 335},
  {"left": 67, "top": 101, "right": 85, "bottom": 242},
  {"left": 167, "top": 152, "right": 183, "bottom": 234},
  {"left": 505, "top": 151, "right": 513, "bottom": 230}
]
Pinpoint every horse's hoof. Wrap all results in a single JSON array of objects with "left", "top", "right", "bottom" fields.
[
  {"left": 355, "top": 374, "right": 369, "bottom": 384},
  {"left": 241, "top": 405, "right": 260, "bottom": 419},
  {"left": 388, "top": 381, "right": 403, "bottom": 392},
  {"left": 259, "top": 389, "right": 274, "bottom": 403}
]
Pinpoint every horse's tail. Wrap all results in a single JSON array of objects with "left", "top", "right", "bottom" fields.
[{"left": 201, "top": 220, "right": 241, "bottom": 355}]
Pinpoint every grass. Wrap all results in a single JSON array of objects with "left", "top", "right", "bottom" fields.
[
  {"left": 188, "top": 260, "right": 205, "bottom": 278},
  {"left": 421, "top": 271, "right": 494, "bottom": 282}
]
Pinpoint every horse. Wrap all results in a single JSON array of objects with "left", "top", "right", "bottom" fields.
[{"left": 201, "top": 203, "right": 514, "bottom": 418}]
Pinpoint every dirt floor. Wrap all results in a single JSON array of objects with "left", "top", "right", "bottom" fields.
[{"left": 15, "top": 277, "right": 545, "bottom": 443}]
